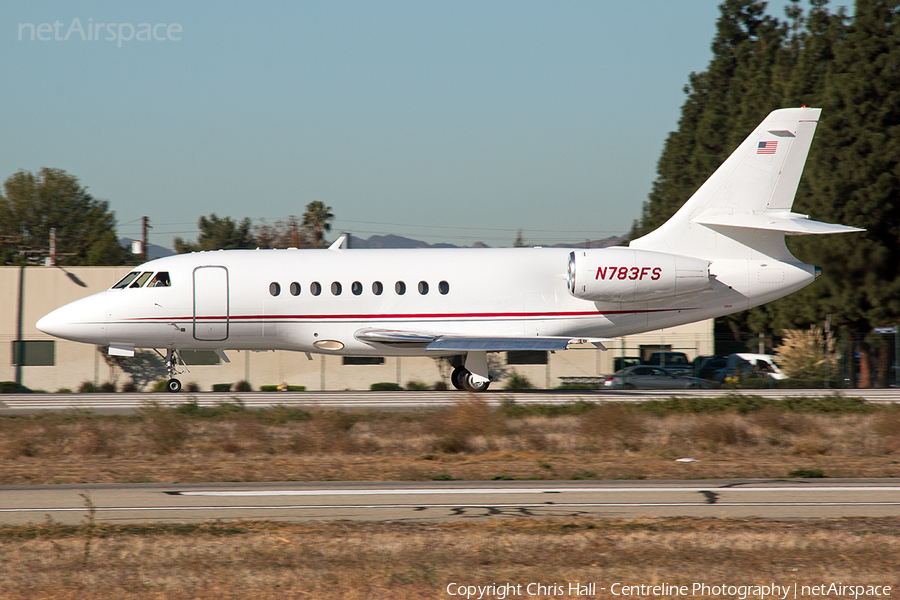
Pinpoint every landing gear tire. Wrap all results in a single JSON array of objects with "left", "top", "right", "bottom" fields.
[
  {"left": 166, "top": 378, "right": 182, "bottom": 393},
  {"left": 450, "top": 367, "right": 467, "bottom": 391},
  {"left": 461, "top": 371, "right": 491, "bottom": 393}
]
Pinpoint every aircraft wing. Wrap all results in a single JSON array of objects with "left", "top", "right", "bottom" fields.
[{"left": 354, "top": 328, "right": 608, "bottom": 351}]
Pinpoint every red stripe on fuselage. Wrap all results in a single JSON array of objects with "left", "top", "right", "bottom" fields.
[{"left": 124, "top": 308, "right": 697, "bottom": 322}]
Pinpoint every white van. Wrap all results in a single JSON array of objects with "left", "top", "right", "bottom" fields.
[{"left": 714, "top": 353, "right": 786, "bottom": 383}]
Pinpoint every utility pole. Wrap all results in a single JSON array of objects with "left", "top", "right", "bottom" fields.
[
  {"left": 47, "top": 228, "right": 56, "bottom": 266},
  {"left": 141, "top": 216, "right": 150, "bottom": 263}
]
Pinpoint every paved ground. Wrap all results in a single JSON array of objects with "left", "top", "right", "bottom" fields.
[
  {"left": 2, "top": 479, "right": 899, "bottom": 525},
  {"left": 1, "top": 388, "right": 897, "bottom": 415}
]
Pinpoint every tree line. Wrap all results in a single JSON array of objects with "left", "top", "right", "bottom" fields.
[
  {"left": 629, "top": 0, "right": 900, "bottom": 386},
  {"left": 0, "top": 166, "right": 336, "bottom": 266}
]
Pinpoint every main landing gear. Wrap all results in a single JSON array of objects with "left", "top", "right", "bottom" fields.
[{"left": 450, "top": 366, "right": 491, "bottom": 393}]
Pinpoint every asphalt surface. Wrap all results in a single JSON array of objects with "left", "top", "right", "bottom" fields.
[
  {"left": 2, "top": 479, "right": 899, "bottom": 525},
  {"left": 1, "top": 388, "right": 898, "bottom": 415}
]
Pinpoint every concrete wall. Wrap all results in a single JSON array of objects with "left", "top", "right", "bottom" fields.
[{"left": 1, "top": 266, "right": 713, "bottom": 391}]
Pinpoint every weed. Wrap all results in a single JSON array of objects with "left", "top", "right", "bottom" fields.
[
  {"left": 690, "top": 417, "right": 755, "bottom": 447},
  {"left": 788, "top": 468, "right": 826, "bottom": 478},
  {"left": 0, "top": 420, "right": 40, "bottom": 458},
  {"left": 580, "top": 403, "right": 647, "bottom": 450},
  {"left": 138, "top": 402, "right": 188, "bottom": 454},
  {"left": 75, "top": 421, "right": 110, "bottom": 456},
  {"left": 570, "top": 469, "right": 598, "bottom": 480},
  {"left": 427, "top": 398, "right": 506, "bottom": 453}
]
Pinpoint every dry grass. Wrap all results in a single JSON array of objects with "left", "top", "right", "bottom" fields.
[
  {"left": 2, "top": 399, "right": 899, "bottom": 598},
  {"left": 0, "top": 517, "right": 897, "bottom": 599},
  {"left": 1, "top": 398, "right": 900, "bottom": 484}
]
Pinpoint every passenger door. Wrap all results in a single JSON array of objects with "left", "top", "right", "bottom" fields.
[{"left": 193, "top": 266, "right": 229, "bottom": 341}]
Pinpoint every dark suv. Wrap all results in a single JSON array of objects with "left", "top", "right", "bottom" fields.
[{"left": 645, "top": 351, "right": 693, "bottom": 376}]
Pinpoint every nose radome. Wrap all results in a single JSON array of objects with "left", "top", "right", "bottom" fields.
[{"left": 36, "top": 292, "right": 108, "bottom": 345}]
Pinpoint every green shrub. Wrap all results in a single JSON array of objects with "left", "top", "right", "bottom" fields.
[
  {"left": 0, "top": 381, "right": 23, "bottom": 394},
  {"left": 499, "top": 398, "right": 596, "bottom": 417},
  {"left": 78, "top": 381, "right": 97, "bottom": 393},
  {"left": 233, "top": 381, "right": 252, "bottom": 392},
  {"left": 212, "top": 383, "right": 232, "bottom": 392},
  {"left": 788, "top": 468, "right": 826, "bottom": 478},
  {"left": 503, "top": 372, "right": 534, "bottom": 390},
  {"left": 371, "top": 382, "right": 403, "bottom": 391},
  {"left": 405, "top": 380, "right": 431, "bottom": 391}
]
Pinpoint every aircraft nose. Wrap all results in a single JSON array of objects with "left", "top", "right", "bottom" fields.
[{"left": 37, "top": 293, "right": 108, "bottom": 345}]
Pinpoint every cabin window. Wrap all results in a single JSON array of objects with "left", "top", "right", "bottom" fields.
[
  {"left": 290, "top": 282, "right": 301, "bottom": 296},
  {"left": 418, "top": 281, "right": 429, "bottom": 295},
  {"left": 269, "top": 282, "right": 281, "bottom": 296},
  {"left": 372, "top": 281, "right": 383, "bottom": 295},
  {"left": 351, "top": 281, "right": 363, "bottom": 296},
  {"left": 130, "top": 272, "right": 154, "bottom": 288},
  {"left": 439, "top": 280, "right": 450, "bottom": 295},
  {"left": 395, "top": 281, "right": 406, "bottom": 295},
  {"left": 311, "top": 282, "right": 322, "bottom": 296},
  {"left": 112, "top": 272, "right": 140, "bottom": 289},
  {"left": 331, "top": 282, "right": 342, "bottom": 296},
  {"left": 147, "top": 272, "right": 171, "bottom": 288}
]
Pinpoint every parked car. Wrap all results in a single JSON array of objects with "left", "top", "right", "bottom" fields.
[
  {"left": 713, "top": 353, "right": 786, "bottom": 383},
  {"left": 604, "top": 365, "right": 713, "bottom": 389},
  {"left": 645, "top": 351, "right": 693, "bottom": 375}
]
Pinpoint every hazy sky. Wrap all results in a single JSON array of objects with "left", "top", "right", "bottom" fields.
[{"left": 2, "top": 1, "right": 801, "bottom": 248}]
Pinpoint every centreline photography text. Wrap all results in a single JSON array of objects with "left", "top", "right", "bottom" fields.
[{"left": 445, "top": 581, "right": 893, "bottom": 599}]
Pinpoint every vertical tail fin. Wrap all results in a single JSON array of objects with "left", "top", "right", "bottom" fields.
[{"left": 631, "top": 108, "right": 861, "bottom": 261}]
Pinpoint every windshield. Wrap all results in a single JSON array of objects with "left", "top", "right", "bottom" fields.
[{"left": 112, "top": 272, "right": 140, "bottom": 289}]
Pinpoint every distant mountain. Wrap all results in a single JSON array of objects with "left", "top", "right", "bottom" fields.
[
  {"left": 347, "top": 234, "right": 459, "bottom": 249},
  {"left": 346, "top": 234, "right": 625, "bottom": 249}
]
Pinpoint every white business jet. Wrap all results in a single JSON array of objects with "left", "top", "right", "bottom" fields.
[{"left": 37, "top": 108, "right": 862, "bottom": 392}]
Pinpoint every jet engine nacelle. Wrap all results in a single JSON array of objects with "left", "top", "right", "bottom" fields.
[{"left": 567, "top": 247, "right": 711, "bottom": 303}]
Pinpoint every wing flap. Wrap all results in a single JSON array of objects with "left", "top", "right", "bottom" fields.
[{"left": 355, "top": 328, "right": 608, "bottom": 351}]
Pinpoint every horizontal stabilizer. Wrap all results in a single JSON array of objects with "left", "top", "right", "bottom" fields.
[{"left": 693, "top": 212, "right": 865, "bottom": 235}]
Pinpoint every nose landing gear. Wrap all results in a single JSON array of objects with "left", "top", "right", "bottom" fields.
[{"left": 159, "top": 348, "right": 187, "bottom": 393}]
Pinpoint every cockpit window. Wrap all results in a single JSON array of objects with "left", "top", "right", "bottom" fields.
[
  {"left": 147, "top": 272, "right": 171, "bottom": 287},
  {"left": 112, "top": 272, "right": 140, "bottom": 289},
  {"left": 130, "top": 272, "right": 154, "bottom": 288}
]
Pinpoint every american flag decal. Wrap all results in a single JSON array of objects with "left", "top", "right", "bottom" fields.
[{"left": 757, "top": 140, "right": 778, "bottom": 154}]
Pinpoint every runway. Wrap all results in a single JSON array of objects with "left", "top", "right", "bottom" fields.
[
  {"left": 2, "top": 479, "right": 899, "bottom": 525},
  {"left": 2, "top": 388, "right": 898, "bottom": 415}
]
